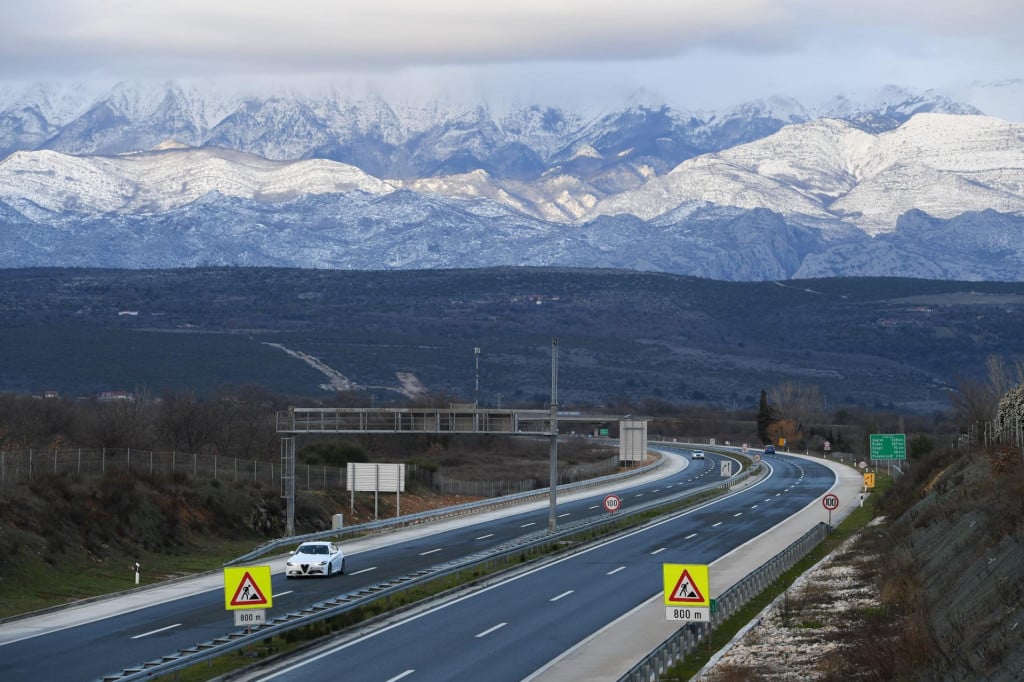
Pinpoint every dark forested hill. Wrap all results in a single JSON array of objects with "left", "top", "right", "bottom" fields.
[{"left": 2, "top": 267, "right": 1023, "bottom": 412}]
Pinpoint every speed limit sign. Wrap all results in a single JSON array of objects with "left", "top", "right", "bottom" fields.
[
  {"left": 822, "top": 493, "right": 839, "bottom": 525},
  {"left": 603, "top": 494, "right": 622, "bottom": 513}
]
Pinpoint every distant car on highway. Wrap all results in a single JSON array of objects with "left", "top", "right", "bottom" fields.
[
  {"left": 691, "top": 449, "right": 705, "bottom": 459},
  {"left": 764, "top": 445, "right": 776, "bottom": 455},
  {"left": 286, "top": 541, "right": 345, "bottom": 578}
]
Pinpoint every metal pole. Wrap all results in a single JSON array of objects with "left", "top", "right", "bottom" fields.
[
  {"left": 283, "top": 437, "right": 296, "bottom": 537},
  {"left": 474, "top": 346, "right": 481, "bottom": 407},
  {"left": 549, "top": 337, "right": 559, "bottom": 533}
]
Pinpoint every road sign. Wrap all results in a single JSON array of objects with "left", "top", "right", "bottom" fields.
[
  {"left": 663, "top": 564, "right": 710, "bottom": 611},
  {"left": 666, "top": 606, "right": 710, "bottom": 621},
  {"left": 234, "top": 609, "right": 267, "bottom": 627},
  {"left": 224, "top": 566, "right": 273, "bottom": 611},
  {"left": 720, "top": 461, "right": 732, "bottom": 477},
  {"left": 869, "top": 433, "right": 906, "bottom": 460},
  {"left": 863, "top": 472, "right": 875, "bottom": 489},
  {"left": 822, "top": 493, "right": 839, "bottom": 511},
  {"left": 603, "top": 494, "right": 621, "bottom": 513}
]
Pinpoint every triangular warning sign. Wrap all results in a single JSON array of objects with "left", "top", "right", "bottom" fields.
[
  {"left": 668, "top": 569, "right": 705, "bottom": 604},
  {"left": 230, "top": 571, "right": 269, "bottom": 607}
]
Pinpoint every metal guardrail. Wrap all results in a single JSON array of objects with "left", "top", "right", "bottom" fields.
[
  {"left": 99, "top": 452, "right": 762, "bottom": 681},
  {"left": 618, "top": 521, "right": 832, "bottom": 682}
]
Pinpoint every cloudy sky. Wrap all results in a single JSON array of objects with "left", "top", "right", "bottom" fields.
[{"left": 2, "top": 0, "right": 1022, "bottom": 114}]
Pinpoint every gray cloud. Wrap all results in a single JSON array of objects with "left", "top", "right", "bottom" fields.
[{"left": 0, "top": 1, "right": 1021, "bottom": 113}]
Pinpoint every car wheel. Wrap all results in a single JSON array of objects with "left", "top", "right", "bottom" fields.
[
  {"left": 326, "top": 564, "right": 332, "bottom": 577},
  {"left": 340, "top": 558, "right": 346, "bottom": 574}
]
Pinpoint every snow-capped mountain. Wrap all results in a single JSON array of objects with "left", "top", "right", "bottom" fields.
[
  {"left": 0, "top": 145, "right": 393, "bottom": 219},
  {"left": 1, "top": 80, "right": 1023, "bottom": 281},
  {"left": 589, "top": 113, "right": 1024, "bottom": 234}
]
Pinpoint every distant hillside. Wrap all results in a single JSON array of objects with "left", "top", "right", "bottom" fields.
[{"left": 2, "top": 267, "right": 1023, "bottom": 411}]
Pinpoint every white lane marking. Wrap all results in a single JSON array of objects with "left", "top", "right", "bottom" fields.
[
  {"left": 550, "top": 590, "right": 574, "bottom": 602},
  {"left": 131, "top": 623, "right": 181, "bottom": 639},
  {"left": 558, "top": 513, "right": 571, "bottom": 518},
  {"left": 273, "top": 590, "right": 294, "bottom": 597},
  {"left": 650, "top": 547, "right": 667, "bottom": 555},
  {"left": 750, "top": 504, "right": 759, "bottom": 509},
  {"left": 521, "top": 522, "right": 536, "bottom": 528},
  {"left": 685, "top": 533, "right": 697, "bottom": 540},
  {"left": 635, "top": 493, "right": 644, "bottom": 497},
  {"left": 419, "top": 548, "right": 443, "bottom": 556},
  {"left": 475, "top": 622, "right": 507, "bottom": 638},
  {"left": 475, "top": 533, "right": 495, "bottom": 540},
  {"left": 733, "top": 512, "right": 743, "bottom": 517},
  {"left": 607, "top": 566, "right": 626, "bottom": 575},
  {"left": 350, "top": 566, "right": 377, "bottom": 576},
  {"left": 385, "top": 670, "right": 415, "bottom": 682},
  {"left": 712, "top": 521, "right": 722, "bottom": 527},
  {"left": 588, "top": 505, "right": 600, "bottom": 510}
]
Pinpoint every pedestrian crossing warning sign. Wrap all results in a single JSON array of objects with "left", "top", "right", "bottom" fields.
[
  {"left": 663, "top": 564, "right": 710, "bottom": 607},
  {"left": 223, "top": 566, "right": 273, "bottom": 610}
]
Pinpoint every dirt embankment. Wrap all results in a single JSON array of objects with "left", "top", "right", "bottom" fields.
[{"left": 705, "top": 446, "right": 1024, "bottom": 681}]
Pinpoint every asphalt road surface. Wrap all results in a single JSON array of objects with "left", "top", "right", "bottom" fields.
[{"left": 1, "top": 444, "right": 729, "bottom": 681}]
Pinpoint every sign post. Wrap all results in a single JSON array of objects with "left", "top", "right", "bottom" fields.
[
  {"left": 663, "top": 564, "right": 711, "bottom": 622},
  {"left": 870, "top": 433, "right": 906, "bottom": 477},
  {"left": 822, "top": 493, "right": 839, "bottom": 526}
]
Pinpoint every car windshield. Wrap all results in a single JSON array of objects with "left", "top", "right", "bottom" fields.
[{"left": 299, "top": 544, "right": 329, "bottom": 555}]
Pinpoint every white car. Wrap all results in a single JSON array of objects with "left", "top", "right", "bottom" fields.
[
  {"left": 691, "top": 449, "right": 705, "bottom": 459},
  {"left": 285, "top": 541, "right": 346, "bottom": 578}
]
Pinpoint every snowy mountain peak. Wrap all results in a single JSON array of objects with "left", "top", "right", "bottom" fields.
[{"left": 2, "top": 80, "right": 1024, "bottom": 281}]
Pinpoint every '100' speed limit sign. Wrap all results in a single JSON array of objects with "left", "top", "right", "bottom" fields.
[{"left": 603, "top": 494, "right": 621, "bottom": 513}]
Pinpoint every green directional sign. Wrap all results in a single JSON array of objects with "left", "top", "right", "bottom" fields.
[{"left": 870, "top": 433, "right": 906, "bottom": 460}]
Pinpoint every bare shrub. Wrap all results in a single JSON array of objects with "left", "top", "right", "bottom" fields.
[{"left": 704, "top": 662, "right": 769, "bottom": 682}]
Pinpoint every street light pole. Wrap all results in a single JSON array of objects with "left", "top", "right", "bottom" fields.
[
  {"left": 548, "top": 337, "right": 559, "bottom": 533},
  {"left": 474, "top": 346, "right": 481, "bottom": 406}
]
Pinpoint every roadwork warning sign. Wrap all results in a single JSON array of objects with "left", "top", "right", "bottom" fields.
[
  {"left": 224, "top": 566, "right": 273, "bottom": 610},
  {"left": 663, "top": 564, "right": 710, "bottom": 607}
]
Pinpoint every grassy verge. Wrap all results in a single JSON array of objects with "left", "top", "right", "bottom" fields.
[
  {"left": 661, "top": 473, "right": 889, "bottom": 680},
  {"left": 0, "top": 537, "right": 262, "bottom": 620}
]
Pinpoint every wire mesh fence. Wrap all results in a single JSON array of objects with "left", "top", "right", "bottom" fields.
[
  {"left": 0, "top": 448, "right": 622, "bottom": 498},
  {"left": 0, "top": 447, "right": 345, "bottom": 492}
]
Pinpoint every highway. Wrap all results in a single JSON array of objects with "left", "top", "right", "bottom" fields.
[
  {"left": 235, "top": 452, "right": 837, "bottom": 681},
  {"left": 0, "top": 444, "right": 741, "bottom": 682}
]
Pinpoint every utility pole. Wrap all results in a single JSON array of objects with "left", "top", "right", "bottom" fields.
[
  {"left": 548, "top": 337, "right": 559, "bottom": 533},
  {"left": 474, "top": 346, "right": 481, "bottom": 406}
]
